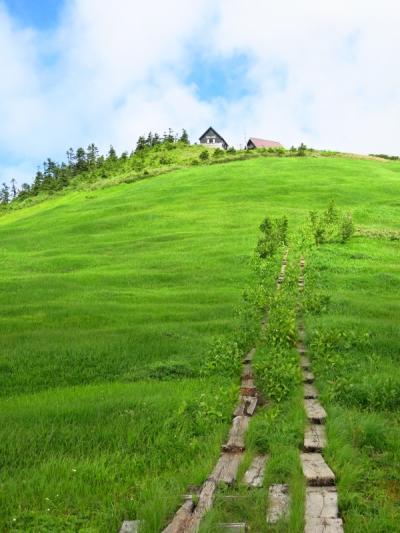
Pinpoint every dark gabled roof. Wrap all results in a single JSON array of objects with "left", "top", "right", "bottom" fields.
[
  {"left": 199, "top": 126, "right": 228, "bottom": 146},
  {"left": 248, "top": 137, "right": 283, "bottom": 148}
]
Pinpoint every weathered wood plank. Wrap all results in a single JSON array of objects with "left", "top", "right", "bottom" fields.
[
  {"left": 233, "top": 396, "right": 257, "bottom": 417},
  {"left": 304, "top": 425, "right": 327, "bottom": 452},
  {"left": 217, "top": 523, "right": 247, "bottom": 531},
  {"left": 240, "top": 378, "right": 257, "bottom": 397},
  {"left": 304, "top": 383, "right": 318, "bottom": 399},
  {"left": 120, "top": 521, "right": 141, "bottom": 533},
  {"left": 304, "top": 399, "right": 327, "bottom": 424},
  {"left": 305, "top": 517, "right": 344, "bottom": 533},
  {"left": 303, "top": 371, "right": 315, "bottom": 384},
  {"left": 186, "top": 480, "right": 216, "bottom": 533},
  {"left": 243, "top": 455, "right": 267, "bottom": 488},
  {"left": 305, "top": 487, "right": 339, "bottom": 519},
  {"left": 241, "top": 363, "right": 253, "bottom": 379},
  {"left": 222, "top": 416, "right": 249, "bottom": 452},
  {"left": 300, "top": 453, "right": 335, "bottom": 486},
  {"left": 242, "top": 348, "right": 255, "bottom": 364},
  {"left": 212, "top": 452, "right": 243, "bottom": 484},
  {"left": 161, "top": 497, "right": 194, "bottom": 533},
  {"left": 300, "top": 355, "right": 311, "bottom": 370},
  {"left": 266, "top": 484, "right": 290, "bottom": 524}
]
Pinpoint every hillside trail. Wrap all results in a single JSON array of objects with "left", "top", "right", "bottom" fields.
[
  {"left": 119, "top": 252, "right": 344, "bottom": 533},
  {"left": 297, "top": 258, "right": 343, "bottom": 533},
  {"left": 151, "top": 250, "right": 289, "bottom": 533}
]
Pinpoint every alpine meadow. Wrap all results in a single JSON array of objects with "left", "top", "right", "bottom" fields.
[{"left": 0, "top": 143, "right": 399, "bottom": 533}]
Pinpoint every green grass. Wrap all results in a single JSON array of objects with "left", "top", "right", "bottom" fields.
[
  {"left": 0, "top": 153, "right": 399, "bottom": 531},
  {"left": 304, "top": 238, "right": 400, "bottom": 532}
]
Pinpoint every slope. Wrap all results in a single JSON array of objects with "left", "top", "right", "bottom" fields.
[{"left": 0, "top": 155, "right": 399, "bottom": 531}]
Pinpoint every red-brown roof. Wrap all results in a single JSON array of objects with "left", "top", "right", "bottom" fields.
[{"left": 248, "top": 137, "right": 283, "bottom": 148}]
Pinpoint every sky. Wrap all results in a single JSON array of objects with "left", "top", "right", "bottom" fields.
[{"left": 1, "top": 0, "right": 400, "bottom": 185}]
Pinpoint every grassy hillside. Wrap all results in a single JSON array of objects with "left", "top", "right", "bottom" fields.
[{"left": 0, "top": 154, "right": 399, "bottom": 531}]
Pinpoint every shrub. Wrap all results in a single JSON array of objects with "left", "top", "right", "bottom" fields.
[
  {"left": 340, "top": 212, "right": 354, "bottom": 242},
  {"left": 202, "top": 337, "right": 242, "bottom": 377},
  {"left": 213, "top": 148, "right": 224, "bottom": 158},
  {"left": 199, "top": 150, "right": 209, "bottom": 161},
  {"left": 227, "top": 147, "right": 236, "bottom": 154},
  {"left": 254, "top": 349, "right": 301, "bottom": 403}
]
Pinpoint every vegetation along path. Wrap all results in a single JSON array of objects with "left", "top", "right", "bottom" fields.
[
  {"left": 155, "top": 251, "right": 289, "bottom": 533},
  {"left": 298, "top": 258, "right": 343, "bottom": 532}
]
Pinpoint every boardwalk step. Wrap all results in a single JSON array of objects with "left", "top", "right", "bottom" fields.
[
  {"left": 300, "top": 453, "right": 335, "bottom": 486},
  {"left": 300, "top": 355, "right": 311, "bottom": 370},
  {"left": 217, "top": 523, "right": 247, "bottom": 531},
  {"left": 241, "top": 363, "right": 253, "bottom": 379},
  {"left": 305, "top": 517, "right": 344, "bottom": 533},
  {"left": 304, "top": 383, "right": 318, "bottom": 399},
  {"left": 243, "top": 348, "right": 255, "bottom": 364},
  {"left": 240, "top": 378, "right": 257, "bottom": 397},
  {"left": 266, "top": 484, "right": 290, "bottom": 524},
  {"left": 304, "top": 425, "right": 327, "bottom": 452},
  {"left": 243, "top": 455, "right": 267, "bottom": 488},
  {"left": 306, "top": 487, "right": 339, "bottom": 519},
  {"left": 120, "top": 521, "right": 141, "bottom": 533},
  {"left": 233, "top": 395, "right": 257, "bottom": 417},
  {"left": 303, "top": 371, "right": 315, "bottom": 384},
  {"left": 304, "top": 399, "right": 327, "bottom": 424},
  {"left": 161, "top": 498, "right": 193, "bottom": 533},
  {"left": 222, "top": 416, "right": 249, "bottom": 453},
  {"left": 186, "top": 480, "right": 216, "bottom": 532},
  {"left": 212, "top": 452, "right": 243, "bottom": 485}
]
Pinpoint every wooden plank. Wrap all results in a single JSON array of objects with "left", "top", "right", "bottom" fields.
[
  {"left": 222, "top": 416, "right": 249, "bottom": 452},
  {"left": 217, "top": 523, "right": 246, "bottom": 531},
  {"left": 300, "top": 453, "right": 335, "bottom": 486},
  {"left": 306, "top": 487, "right": 339, "bottom": 519},
  {"left": 120, "top": 521, "right": 140, "bottom": 533},
  {"left": 266, "top": 484, "right": 290, "bottom": 524},
  {"left": 240, "top": 378, "right": 257, "bottom": 397},
  {"left": 161, "top": 497, "right": 194, "bottom": 533},
  {"left": 304, "top": 425, "right": 327, "bottom": 452},
  {"left": 241, "top": 363, "right": 253, "bottom": 379},
  {"left": 243, "top": 348, "right": 255, "bottom": 364},
  {"left": 303, "top": 371, "right": 315, "bottom": 384},
  {"left": 304, "top": 383, "right": 318, "bottom": 399},
  {"left": 212, "top": 452, "right": 243, "bottom": 485},
  {"left": 305, "top": 517, "right": 344, "bottom": 533},
  {"left": 243, "top": 455, "right": 267, "bottom": 488},
  {"left": 304, "top": 399, "right": 327, "bottom": 424},
  {"left": 234, "top": 395, "right": 257, "bottom": 417},
  {"left": 300, "top": 355, "right": 311, "bottom": 370},
  {"left": 186, "top": 480, "right": 216, "bottom": 533}
]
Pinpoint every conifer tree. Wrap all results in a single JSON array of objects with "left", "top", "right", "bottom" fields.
[
  {"left": 180, "top": 129, "right": 189, "bottom": 144},
  {"left": 0, "top": 183, "right": 10, "bottom": 204},
  {"left": 107, "top": 145, "right": 117, "bottom": 161},
  {"left": 86, "top": 143, "right": 99, "bottom": 166},
  {"left": 11, "top": 178, "right": 18, "bottom": 199}
]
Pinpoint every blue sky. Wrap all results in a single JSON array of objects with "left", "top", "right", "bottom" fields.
[
  {"left": 4, "top": 0, "right": 64, "bottom": 30},
  {"left": 0, "top": 0, "right": 400, "bottom": 186}
]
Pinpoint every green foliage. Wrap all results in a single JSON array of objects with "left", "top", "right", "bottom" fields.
[
  {"left": 199, "top": 149, "right": 210, "bottom": 161},
  {"left": 202, "top": 337, "right": 242, "bottom": 377},
  {"left": 340, "top": 212, "right": 354, "bottom": 242},
  {"left": 256, "top": 215, "right": 289, "bottom": 258},
  {"left": 254, "top": 348, "right": 301, "bottom": 403},
  {"left": 213, "top": 148, "right": 224, "bottom": 158},
  {"left": 307, "top": 201, "right": 355, "bottom": 246}
]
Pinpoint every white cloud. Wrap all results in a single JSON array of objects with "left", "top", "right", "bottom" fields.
[{"left": 0, "top": 0, "right": 400, "bottom": 184}]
